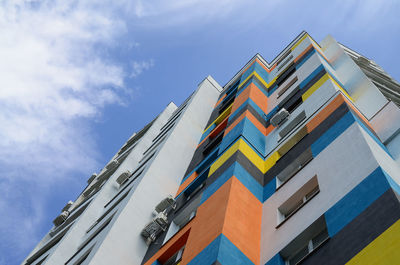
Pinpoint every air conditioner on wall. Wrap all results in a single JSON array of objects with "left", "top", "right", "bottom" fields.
[
  {"left": 53, "top": 211, "right": 69, "bottom": 226},
  {"left": 116, "top": 170, "right": 131, "bottom": 186},
  {"left": 87, "top": 173, "right": 97, "bottom": 184},
  {"left": 61, "top": 201, "right": 74, "bottom": 212},
  {"left": 155, "top": 195, "right": 176, "bottom": 213},
  {"left": 270, "top": 108, "right": 290, "bottom": 127},
  {"left": 106, "top": 159, "right": 119, "bottom": 170},
  {"left": 141, "top": 212, "right": 169, "bottom": 244}
]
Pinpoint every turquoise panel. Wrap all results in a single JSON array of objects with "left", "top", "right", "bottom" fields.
[
  {"left": 325, "top": 167, "right": 390, "bottom": 236},
  {"left": 200, "top": 161, "right": 263, "bottom": 204},
  {"left": 299, "top": 64, "right": 324, "bottom": 89},
  {"left": 263, "top": 178, "right": 276, "bottom": 202},
  {"left": 311, "top": 111, "right": 354, "bottom": 157},
  {"left": 187, "top": 234, "right": 254, "bottom": 265}
]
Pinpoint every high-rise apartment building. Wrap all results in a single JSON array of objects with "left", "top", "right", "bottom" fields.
[{"left": 23, "top": 32, "right": 400, "bottom": 265}]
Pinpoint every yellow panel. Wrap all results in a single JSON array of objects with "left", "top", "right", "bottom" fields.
[
  {"left": 264, "top": 152, "right": 280, "bottom": 173},
  {"left": 238, "top": 71, "right": 274, "bottom": 90},
  {"left": 252, "top": 71, "right": 271, "bottom": 89},
  {"left": 203, "top": 103, "right": 233, "bottom": 133},
  {"left": 278, "top": 127, "right": 308, "bottom": 156},
  {"left": 301, "top": 73, "right": 329, "bottom": 101},
  {"left": 291, "top": 34, "right": 309, "bottom": 51},
  {"left": 237, "top": 139, "right": 265, "bottom": 172},
  {"left": 215, "top": 104, "right": 232, "bottom": 125},
  {"left": 208, "top": 138, "right": 267, "bottom": 177},
  {"left": 346, "top": 219, "right": 400, "bottom": 265},
  {"left": 208, "top": 140, "right": 241, "bottom": 176}
]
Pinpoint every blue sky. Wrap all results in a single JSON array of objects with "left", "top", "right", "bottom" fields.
[{"left": 0, "top": 0, "right": 399, "bottom": 264}]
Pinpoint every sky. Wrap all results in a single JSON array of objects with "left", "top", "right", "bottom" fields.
[{"left": 0, "top": 0, "right": 399, "bottom": 264}]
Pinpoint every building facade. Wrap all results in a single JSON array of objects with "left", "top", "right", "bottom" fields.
[{"left": 23, "top": 32, "right": 400, "bottom": 265}]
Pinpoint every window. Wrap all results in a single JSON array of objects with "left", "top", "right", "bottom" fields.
[
  {"left": 277, "top": 176, "right": 319, "bottom": 226},
  {"left": 277, "top": 76, "right": 298, "bottom": 98},
  {"left": 163, "top": 246, "right": 185, "bottom": 265},
  {"left": 276, "top": 63, "right": 296, "bottom": 87},
  {"left": 277, "top": 54, "right": 294, "bottom": 72},
  {"left": 280, "top": 217, "right": 329, "bottom": 265},
  {"left": 278, "top": 111, "right": 307, "bottom": 139},
  {"left": 276, "top": 148, "right": 313, "bottom": 188}
]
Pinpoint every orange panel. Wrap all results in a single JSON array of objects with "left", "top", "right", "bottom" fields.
[
  {"left": 231, "top": 84, "right": 252, "bottom": 114},
  {"left": 209, "top": 117, "right": 228, "bottom": 139},
  {"left": 197, "top": 115, "right": 229, "bottom": 147},
  {"left": 255, "top": 58, "right": 272, "bottom": 73},
  {"left": 176, "top": 171, "right": 199, "bottom": 197},
  {"left": 294, "top": 44, "right": 313, "bottom": 63},
  {"left": 248, "top": 82, "right": 268, "bottom": 113},
  {"left": 265, "top": 124, "right": 275, "bottom": 136},
  {"left": 181, "top": 178, "right": 233, "bottom": 264},
  {"left": 158, "top": 229, "right": 191, "bottom": 263},
  {"left": 224, "top": 111, "right": 247, "bottom": 136},
  {"left": 306, "top": 94, "right": 345, "bottom": 132},
  {"left": 222, "top": 176, "right": 262, "bottom": 265},
  {"left": 225, "top": 110, "right": 267, "bottom": 136}
]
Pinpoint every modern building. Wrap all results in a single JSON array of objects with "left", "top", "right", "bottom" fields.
[{"left": 23, "top": 32, "right": 400, "bottom": 265}]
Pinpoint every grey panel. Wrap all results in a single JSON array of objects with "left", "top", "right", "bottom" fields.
[{"left": 279, "top": 111, "right": 307, "bottom": 139}]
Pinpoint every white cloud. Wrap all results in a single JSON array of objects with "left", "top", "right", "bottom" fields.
[
  {"left": 0, "top": 0, "right": 136, "bottom": 263},
  {"left": 131, "top": 59, "right": 155, "bottom": 78}
]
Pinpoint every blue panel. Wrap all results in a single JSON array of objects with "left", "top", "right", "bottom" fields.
[
  {"left": 217, "top": 234, "right": 254, "bottom": 265},
  {"left": 241, "top": 118, "right": 266, "bottom": 156},
  {"left": 200, "top": 161, "right": 263, "bottom": 204},
  {"left": 232, "top": 162, "right": 263, "bottom": 202},
  {"left": 201, "top": 164, "right": 236, "bottom": 204},
  {"left": 188, "top": 235, "right": 254, "bottom": 265},
  {"left": 263, "top": 178, "right": 276, "bottom": 202},
  {"left": 264, "top": 106, "right": 280, "bottom": 123},
  {"left": 325, "top": 167, "right": 391, "bottom": 236},
  {"left": 187, "top": 235, "right": 221, "bottom": 265},
  {"left": 228, "top": 98, "right": 266, "bottom": 126},
  {"left": 295, "top": 48, "right": 316, "bottom": 70},
  {"left": 219, "top": 120, "right": 246, "bottom": 155},
  {"left": 151, "top": 261, "right": 162, "bottom": 265},
  {"left": 311, "top": 111, "right": 354, "bottom": 157},
  {"left": 299, "top": 64, "right": 324, "bottom": 89},
  {"left": 267, "top": 85, "right": 278, "bottom": 96},
  {"left": 200, "top": 123, "right": 217, "bottom": 142},
  {"left": 240, "top": 64, "right": 256, "bottom": 84},
  {"left": 254, "top": 62, "right": 269, "bottom": 83},
  {"left": 264, "top": 253, "right": 285, "bottom": 265}
]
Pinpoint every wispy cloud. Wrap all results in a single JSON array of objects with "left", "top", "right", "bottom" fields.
[
  {"left": 0, "top": 0, "right": 132, "bottom": 263},
  {"left": 131, "top": 59, "right": 155, "bottom": 78}
]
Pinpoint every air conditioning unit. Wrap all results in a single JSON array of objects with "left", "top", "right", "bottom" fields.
[
  {"left": 61, "top": 201, "right": 74, "bottom": 212},
  {"left": 53, "top": 211, "right": 69, "bottom": 226},
  {"left": 154, "top": 212, "right": 169, "bottom": 229},
  {"left": 87, "top": 173, "right": 97, "bottom": 184},
  {"left": 83, "top": 186, "right": 95, "bottom": 197},
  {"left": 106, "top": 159, "right": 119, "bottom": 170},
  {"left": 155, "top": 195, "right": 176, "bottom": 213},
  {"left": 116, "top": 170, "right": 131, "bottom": 186},
  {"left": 141, "top": 212, "right": 169, "bottom": 244},
  {"left": 270, "top": 108, "right": 289, "bottom": 127}
]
